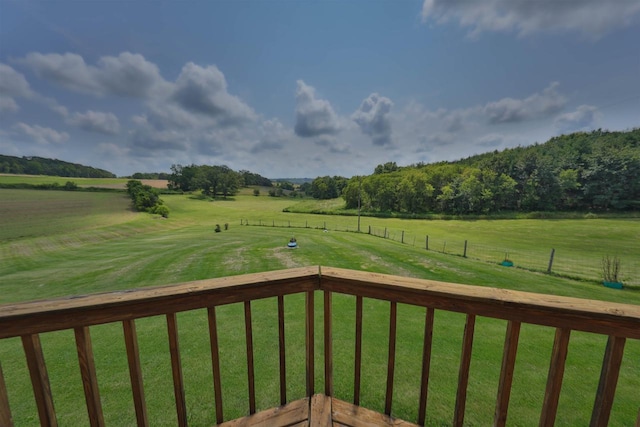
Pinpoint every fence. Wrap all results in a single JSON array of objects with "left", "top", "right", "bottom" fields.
[{"left": 241, "top": 219, "right": 640, "bottom": 287}]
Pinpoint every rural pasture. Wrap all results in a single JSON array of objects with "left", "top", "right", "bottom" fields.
[{"left": 1, "top": 186, "right": 639, "bottom": 426}]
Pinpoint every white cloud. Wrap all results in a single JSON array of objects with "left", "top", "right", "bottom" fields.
[
  {"left": 482, "top": 82, "right": 565, "bottom": 124},
  {"left": 13, "top": 122, "right": 69, "bottom": 144},
  {"left": 68, "top": 110, "right": 120, "bottom": 135},
  {"left": 352, "top": 93, "right": 394, "bottom": 146},
  {"left": 294, "top": 80, "right": 341, "bottom": 137},
  {"left": 555, "top": 104, "right": 600, "bottom": 132},
  {"left": 0, "top": 63, "right": 33, "bottom": 113},
  {"left": 421, "top": 0, "right": 640, "bottom": 38}
]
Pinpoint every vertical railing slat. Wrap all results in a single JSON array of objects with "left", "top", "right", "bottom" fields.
[
  {"left": 590, "top": 335, "right": 626, "bottom": 427},
  {"left": 353, "top": 296, "right": 363, "bottom": 406},
  {"left": 324, "top": 291, "right": 333, "bottom": 396},
  {"left": 385, "top": 301, "right": 398, "bottom": 416},
  {"left": 0, "top": 362, "right": 14, "bottom": 427},
  {"left": 74, "top": 327, "right": 105, "bottom": 427},
  {"left": 122, "top": 320, "right": 148, "bottom": 427},
  {"left": 494, "top": 320, "right": 521, "bottom": 427},
  {"left": 277, "top": 295, "right": 287, "bottom": 406},
  {"left": 166, "top": 313, "right": 187, "bottom": 427},
  {"left": 539, "top": 328, "right": 571, "bottom": 427},
  {"left": 207, "top": 307, "right": 224, "bottom": 424},
  {"left": 418, "top": 307, "right": 435, "bottom": 426},
  {"left": 453, "top": 314, "right": 476, "bottom": 427},
  {"left": 306, "top": 291, "right": 315, "bottom": 397},
  {"left": 21, "top": 334, "right": 57, "bottom": 427},
  {"left": 244, "top": 301, "right": 256, "bottom": 415}
]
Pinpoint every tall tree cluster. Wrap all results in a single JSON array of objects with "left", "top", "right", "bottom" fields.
[
  {"left": 0, "top": 155, "right": 115, "bottom": 178},
  {"left": 337, "top": 129, "right": 639, "bottom": 214},
  {"left": 168, "top": 164, "right": 271, "bottom": 197}
]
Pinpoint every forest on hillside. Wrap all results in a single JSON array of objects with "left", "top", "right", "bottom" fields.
[
  {"left": 319, "top": 129, "right": 639, "bottom": 214},
  {"left": 0, "top": 155, "right": 115, "bottom": 178}
]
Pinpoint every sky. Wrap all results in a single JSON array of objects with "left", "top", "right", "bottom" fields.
[{"left": 1, "top": 0, "right": 639, "bottom": 178}]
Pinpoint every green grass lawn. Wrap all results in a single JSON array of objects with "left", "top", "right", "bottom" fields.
[{"left": 1, "top": 188, "right": 639, "bottom": 426}]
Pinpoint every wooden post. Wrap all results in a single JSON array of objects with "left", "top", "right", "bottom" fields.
[
  {"left": 547, "top": 249, "right": 555, "bottom": 273},
  {"left": 463, "top": 240, "right": 468, "bottom": 258},
  {"left": 401, "top": 231, "right": 405, "bottom": 244},
  {"left": 368, "top": 225, "right": 371, "bottom": 234},
  {"left": 426, "top": 235, "right": 429, "bottom": 250},
  {"left": 443, "top": 241, "right": 447, "bottom": 253},
  {"left": 384, "top": 227, "right": 387, "bottom": 239}
]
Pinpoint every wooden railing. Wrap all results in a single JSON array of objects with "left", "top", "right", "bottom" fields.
[{"left": 1, "top": 266, "right": 639, "bottom": 426}]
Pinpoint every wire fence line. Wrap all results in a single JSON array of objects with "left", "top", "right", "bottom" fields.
[{"left": 240, "top": 219, "right": 639, "bottom": 287}]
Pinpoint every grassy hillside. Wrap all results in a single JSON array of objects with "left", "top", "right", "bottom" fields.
[{"left": 1, "top": 188, "right": 639, "bottom": 426}]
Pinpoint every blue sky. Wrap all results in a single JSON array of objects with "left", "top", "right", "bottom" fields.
[{"left": 1, "top": 0, "right": 639, "bottom": 178}]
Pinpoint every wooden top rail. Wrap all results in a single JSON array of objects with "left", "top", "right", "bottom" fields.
[
  {"left": 2, "top": 265, "right": 640, "bottom": 340},
  {"left": 320, "top": 267, "right": 640, "bottom": 339},
  {"left": 0, "top": 266, "right": 320, "bottom": 339}
]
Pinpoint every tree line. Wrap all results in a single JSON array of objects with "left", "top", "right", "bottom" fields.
[
  {"left": 168, "top": 164, "right": 272, "bottom": 197},
  {"left": 312, "top": 129, "right": 639, "bottom": 214},
  {"left": 0, "top": 155, "right": 115, "bottom": 178}
]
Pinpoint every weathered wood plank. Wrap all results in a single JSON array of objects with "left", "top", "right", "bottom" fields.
[
  {"left": 74, "top": 327, "right": 104, "bottom": 427},
  {"left": 494, "top": 320, "right": 521, "bottom": 427},
  {"left": 353, "top": 296, "right": 363, "bottom": 406},
  {"left": 590, "top": 335, "right": 626, "bottom": 427},
  {"left": 208, "top": 307, "right": 224, "bottom": 424},
  {"left": 385, "top": 302, "right": 397, "bottom": 416},
  {"left": 310, "top": 393, "right": 331, "bottom": 426},
  {"left": 245, "top": 301, "right": 256, "bottom": 415},
  {"left": 453, "top": 314, "right": 475, "bottom": 427},
  {"left": 331, "top": 397, "right": 421, "bottom": 426},
  {"left": 0, "top": 267, "right": 320, "bottom": 339},
  {"left": 0, "top": 362, "right": 14, "bottom": 427},
  {"left": 306, "top": 291, "right": 315, "bottom": 397},
  {"left": 218, "top": 397, "right": 309, "bottom": 427},
  {"left": 324, "top": 291, "right": 333, "bottom": 397},
  {"left": 277, "top": 295, "right": 287, "bottom": 406},
  {"left": 319, "top": 267, "right": 640, "bottom": 339},
  {"left": 123, "top": 320, "right": 148, "bottom": 427},
  {"left": 539, "top": 328, "right": 571, "bottom": 427},
  {"left": 166, "top": 313, "right": 187, "bottom": 427},
  {"left": 417, "top": 307, "right": 435, "bottom": 426},
  {"left": 21, "top": 334, "right": 57, "bottom": 427}
]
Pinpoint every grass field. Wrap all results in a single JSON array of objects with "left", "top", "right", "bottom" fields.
[{"left": 1, "top": 187, "right": 639, "bottom": 426}]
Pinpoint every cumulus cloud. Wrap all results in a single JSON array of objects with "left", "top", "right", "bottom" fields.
[
  {"left": 14, "top": 122, "right": 69, "bottom": 144},
  {"left": 294, "top": 80, "right": 341, "bottom": 137},
  {"left": 68, "top": 110, "right": 120, "bottom": 135},
  {"left": 555, "top": 104, "right": 599, "bottom": 132},
  {"left": 352, "top": 93, "right": 394, "bottom": 146},
  {"left": 251, "top": 119, "right": 291, "bottom": 153},
  {"left": 482, "top": 82, "right": 565, "bottom": 124},
  {"left": 171, "top": 63, "right": 256, "bottom": 125},
  {"left": 16, "top": 52, "right": 164, "bottom": 98},
  {"left": 0, "top": 63, "right": 33, "bottom": 112},
  {"left": 421, "top": 0, "right": 640, "bottom": 38}
]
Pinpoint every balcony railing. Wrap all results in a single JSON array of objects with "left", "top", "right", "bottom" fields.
[{"left": 1, "top": 266, "right": 639, "bottom": 426}]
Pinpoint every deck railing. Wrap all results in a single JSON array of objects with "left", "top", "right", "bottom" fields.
[{"left": 1, "top": 266, "right": 639, "bottom": 426}]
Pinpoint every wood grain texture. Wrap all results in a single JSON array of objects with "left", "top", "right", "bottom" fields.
[
  {"left": 123, "top": 320, "right": 148, "bottom": 427},
  {"left": 590, "top": 335, "right": 626, "bottom": 427},
  {"left": 218, "top": 397, "right": 309, "bottom": 427},
  {"left": 539, "top": 328, "right": 571, "bottom": 427},
  {"left": 417, "top": 308, "right": 435, "bottom": 426},
  {"left": 166, "top": 313, "right": 187, "bottom": 427},
  {"left": 494, "top": 321, "right": 521, "bottom": 427},
  {"left": 385, "top": 302, "right": 397, "bottom": 416},
  {"left": 331, "top": 397, "right": 421, "bottom": 427},
  {"left": 453, "top": 314, "right": 475, "bottom": 427},
  {"left": 208, "top": 307, "right": 224, "bottom": 424},
  {"left": 310, "top": 393, "right": 331, "bottom": 426},
  {"left": 0, "top": 362, "right": 14, "bottom": 427},
  {"left": 244, "top": 301, "right": 256, "bottom": 415},
  {"left": 74, "top": 327, "right": 104, "bottom": 427},
  {"left": 21, "top": 334, "right": 57, "bottom": 427}
]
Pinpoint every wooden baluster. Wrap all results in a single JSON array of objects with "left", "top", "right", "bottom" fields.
[
  {"left": 0, "top": 362, "right": 14, "bottom": 427},
  {"left": 385, "top": 301, "right": 398, "bottom": 416},
  {"left": 417, "top": 307, "right": 435, "bottom": 426},
  {"left": 122, "top": 320, "right": 148, "bottom": 427},
  {"left": 494, "top": 321, "right": 521, "bottom": 427},
  {"left": 278, "top": 295, "right": 287, "bottom": 406},
  {"left": 539, "top": 328, "right": 571, "bottom": 427},
  {"left": 207, "top": 307, "right": 224, "bottom": 424},
  {"left": 306, "top": 291, "right": 315, "bottom": 397},
  {"left": 244, "top": 301, "right": 256, "bottom": 414},
  {"left": 353, "top": 296, "right": 363, "bottom": 406},
  {"left": 74, "top": 327, "right": 104, "bottom": 427},
  {"left": 590, "top": 335, "right": 626, "bottom": 427},
  {"left": 166, "top": 313, "right": 187, "bottom": 427},
  {"left": 453, "top": 314, "right": 476, "bottom": 427},
  {"left": 324, "top": 291, "right": 333, "bottom": 397},
  {"left": 22, "top": 334, "right": 57, "bottom": 427}
]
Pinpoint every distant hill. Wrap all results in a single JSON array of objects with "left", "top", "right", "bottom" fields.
[
  {"left": 272, "top": 178, "right": 314, "bottom": 184},
  {"left": 0, "top": 155, "right": 116, "bottom": 178}
]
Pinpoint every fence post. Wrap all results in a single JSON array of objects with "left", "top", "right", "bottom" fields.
[
  {"left": 384, "top": 227, "right": 387, "bottom": 239},
  {"left": 402, "top": 231, "right": 405, "bottom": 244},
  {"left": 368, "top": 226, "right": 371, "bottom": 235},
  {"left": 547, "top": 249, "right": 555, "bottom": 273},
  {"left": 463, "top": 240, "right": 468, "bottom": 258},
  {"left": 426, "top": 235, "right": 429, "bottom": 251}
]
